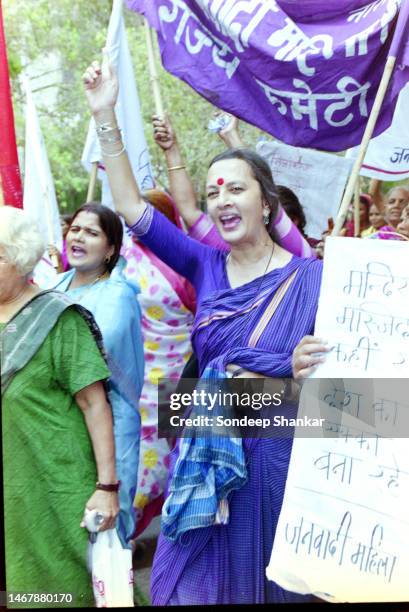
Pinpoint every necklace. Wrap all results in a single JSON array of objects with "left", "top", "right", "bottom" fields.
[
  {"left": 70, "top": 270, "right": 110, "bottom": 299},
  {"left": 226, "top": 242, "right": 275, "bottom": 282},
  {"left": 226, "top": 243, "right": 275, "bottom": 272},
  {"left": 90, "top": 271, "right": 110, "bottom": 285}
]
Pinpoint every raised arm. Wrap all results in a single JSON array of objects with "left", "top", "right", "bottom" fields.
[
  {"left": 82, "top": 53, "right": 145, "bottom": 226},
  {"left": 152, "top": 113, "right": 201, "bottom": 228},
  {"left": 216, "top": 112, "right": 245, "bottom": 148}
]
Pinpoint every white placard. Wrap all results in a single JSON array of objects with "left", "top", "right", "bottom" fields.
[
  {"left": 266, "top": 380, "right": 409, "bottom": 602},
  {"left": 312, "top": 237, "right": 409, "bottom": 378},
  {"left": 257, "top": 141, "right": 352, "bottom": 239},
  {"left": 267, "top": 237, "right": 409, "bottom": 602}
]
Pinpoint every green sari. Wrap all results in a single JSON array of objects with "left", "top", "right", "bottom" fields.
[{"left": 1, "top": 292, "right": 110, "bottom": 607}]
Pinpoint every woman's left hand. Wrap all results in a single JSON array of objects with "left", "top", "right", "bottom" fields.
[
  {"left": 81, "top": 489, "right": 119, "bottom": 532},
  {"left": 292, "top": 335, "right": 330, "bottom": 380}
]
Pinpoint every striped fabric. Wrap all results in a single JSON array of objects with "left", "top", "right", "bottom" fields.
[
  {"left": 161, "top": 368, "right": 247, "bottom": 541},
  {"left": 160, "top": 261, "right": 315, "bottom": 544},
  {"left": 248, "top": 270, "right": 298, "bottom": 347},
  {"left": 126, "top": 206, "right": 323, "bottom": 603}
]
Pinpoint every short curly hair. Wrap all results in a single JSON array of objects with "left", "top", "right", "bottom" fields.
[{"left": 0, "top": 207, "right": 46, "bottom": 275}]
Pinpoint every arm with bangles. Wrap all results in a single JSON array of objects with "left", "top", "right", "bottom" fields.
[
  {"left": 152, "top": 113, "right": 201, "bottom": 228},
  {"left": 83, "top": 53, "right": 212, "bottom": 284},
  {"left": 153, "top": 111, "right": 314, "bottom": 257},
  {"left": 76, "top": 381, "right": 119, "bottom": 531},
  {"left": 83, "top": 55, "right": 146, "bottom": 227}
]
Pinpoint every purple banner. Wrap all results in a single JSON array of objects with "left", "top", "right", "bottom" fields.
[{"left": 128, "top": 0, "right": 409, "bottom": 151}]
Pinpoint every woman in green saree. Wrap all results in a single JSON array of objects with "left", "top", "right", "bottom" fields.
[{"left": 1, "top": 206, "right": 119, "bottom": 607}]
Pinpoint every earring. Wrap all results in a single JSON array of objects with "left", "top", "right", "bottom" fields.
[
  {"left": 263, "top": 212, "right": 270, "bottom": 226},
  {"left": 104, "top": 255, "right": 111, "bottom": 264}
]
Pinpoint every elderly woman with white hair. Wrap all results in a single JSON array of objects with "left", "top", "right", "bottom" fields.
[{"left": 1, "top": 206, "right": 119, "bottom": 607}]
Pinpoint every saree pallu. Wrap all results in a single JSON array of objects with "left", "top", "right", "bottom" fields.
[
  {"left": 151, "top": 257, "right": 322, "bottom": 605},
  {"left": 1, "top": 290, "right": 105, "bottom": 394}
]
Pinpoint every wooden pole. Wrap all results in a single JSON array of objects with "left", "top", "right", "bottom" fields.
[
  {"left": 0, "top": 174, "right": 5, "bottom": 206},
  {"left": 86, "top": 161, "right": 98, "bottom": 202},
  {"left": 145, "top": 19, "right": 164, "bottom": 118},
  {"left": 43, "top": 185, "right": 59, "bottom": 270},
  {"left": 354, "top": 179, "right": 360, "bottom": 237},
  {"left": 332, "top": 55, "right": 396, "bottom": 236}
]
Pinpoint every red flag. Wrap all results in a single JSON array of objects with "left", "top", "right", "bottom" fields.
[{"left": 0, "top": 0, "right": 23, "bottom": 207}]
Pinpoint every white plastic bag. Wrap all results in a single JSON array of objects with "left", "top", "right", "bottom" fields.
[{"left": 89, "top": 528, "right": 134, "bottom": 608}]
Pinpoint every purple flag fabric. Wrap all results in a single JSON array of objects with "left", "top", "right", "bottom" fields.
[{"left": 128, "top": 0, "right": 409, "bottom": 151}]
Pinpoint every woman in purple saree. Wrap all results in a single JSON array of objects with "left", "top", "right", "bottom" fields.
[
  {"left": 83, "top": 55, "right": 323, "bottom": 604},
  {"left": 151, "top": 255, "right": 321, "bottom": 605}
]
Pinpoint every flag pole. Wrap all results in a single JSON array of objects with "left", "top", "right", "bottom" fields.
[
  {"left": 43, "top": 185, "right": 59, "bottom": 270},
  {"left": 353, "top": 179, "right": 360, "bottom": 237},
  {"left": 145, "top": 19, "right": 164, "bottom": 118},
  {"left": 332, "top": 54, "right": 396, "bottom": 236},
  {"left": 86, "top": 161, "right": 98, "bottom": 202}
]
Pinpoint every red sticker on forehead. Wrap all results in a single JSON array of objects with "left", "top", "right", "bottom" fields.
[{"left": 217, "top": 178, "right": 224, "bottom": 185}]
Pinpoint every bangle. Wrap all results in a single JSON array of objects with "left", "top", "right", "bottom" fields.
[
  {"left": 96, "top": 480, "right": 120, "bottom": 492},
  {"left": 98, "top": 133, "right": 122, "bottom": 144},
  {"left": 100, "top": 145, "right": 126, "bottom": 158},
  {"left": 95, "top": 122, "right": 119, "bottom": 135},
  {"left": 167, "top": 165, "right": 186, "bottom": 171}
]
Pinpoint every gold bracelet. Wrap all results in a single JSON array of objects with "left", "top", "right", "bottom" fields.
[{"left": 167, "top": 165, "right": 186, "bottom": 171}]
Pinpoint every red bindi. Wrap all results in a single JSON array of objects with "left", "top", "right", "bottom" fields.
[{"left": 217, "top": 178, "right": 224, "bottom": 185}]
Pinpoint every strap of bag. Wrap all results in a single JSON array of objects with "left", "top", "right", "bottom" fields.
[{"left": 248, "top": 269, "right": 298, "bottom": 348}]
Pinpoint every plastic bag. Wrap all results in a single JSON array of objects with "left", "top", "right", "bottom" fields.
[{"left": 88, "top": 528, "right": 134, "bottom": 608}]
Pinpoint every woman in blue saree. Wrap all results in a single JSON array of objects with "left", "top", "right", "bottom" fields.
[
  {"left": 82, "top": 55, "right": 324, "bottom": 604},
  {"left": 53, "top": 202, "right": 144, "bottom": 548}
]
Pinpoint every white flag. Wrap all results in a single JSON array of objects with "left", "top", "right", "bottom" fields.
[
  {"left": 22, "top": 75, "right": 62, "bottom": 252},
  {"left": 22, "top": 75, "right": 62, "bottom": 287},
  {"left": 81, "top": 0, "right": 155, "bottom": 207},
  {"left": 347, "top": 83, "right": 409, "bottom": 181}
]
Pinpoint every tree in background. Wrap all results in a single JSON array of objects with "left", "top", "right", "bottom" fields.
[{"left": 4, "top": 0, "right": 262, "bottom": 211}]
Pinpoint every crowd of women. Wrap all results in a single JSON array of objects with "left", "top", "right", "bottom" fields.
[{"left": 2, "top": 52, "right": 409, "bottom": 607}]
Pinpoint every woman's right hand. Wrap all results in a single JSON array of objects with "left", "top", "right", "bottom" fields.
[
  {"left": 82, "top": 50, "right": 119, "bottom": 115},
  {"left": 81, "top": 489, "right": 119, "bottom": 532},
  {"left": 291, "top": 335, "right": 330, "bottom": 380},
  {"left": 216, "top": 112, "right": 243, "bottom": 148},
  {"left": 152, "top": 114, "right": 176, "bottom": 151}
]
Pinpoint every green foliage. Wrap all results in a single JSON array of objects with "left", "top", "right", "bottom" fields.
[
  {"left": 4, "top": 1, "right": 402, "bottom": 212},
  {"left": 4, "top": 0, "right": 113, "bottom": 211},
  {"left": 3, "top": 0, "right": 263, "bottom": 212}
]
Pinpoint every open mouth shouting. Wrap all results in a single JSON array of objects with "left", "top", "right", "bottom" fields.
[
  {"left": 69, "top": 244, "right": 87, "bottom": 259},
  {"left": 219, "top": 212, "right": 242, "bottom": 232}
]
